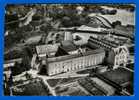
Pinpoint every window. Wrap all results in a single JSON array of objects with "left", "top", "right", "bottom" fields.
[
  {"left": 116, "top": 57, "right": 119, "bottom": 61},
  {"left": 123, "top": 55, "right": 125, "bottom": 59},
  {"left": 55, "top": 69, "right": 58, "bottom": 74},
  {"left": 74, "top": 65, "right": 76, "bottom": 70},
  {"left": 55, "top": 64, "right": 57, "bottom": 67},
  {"left": 51, "top": 71, "right": 53, "bottom": 75},
  {"left": 94, "top": 57, "right": 96, "bottom": 65},
  {"left": 116, "top": 62, "right": 118, "bottom": 65}
]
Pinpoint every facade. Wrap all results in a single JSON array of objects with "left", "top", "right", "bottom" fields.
[
  {"left": 106, "top": 45, "right": 129, "bottom": 69},
  {"left": 88, "top": 36, "right": 129, "bottom": 69},
  {"left": 112, "top": 46, "right": 129, "bottom": 69},
  {"left": 46, "top": 48, "right": 105, "bottom": 76}
]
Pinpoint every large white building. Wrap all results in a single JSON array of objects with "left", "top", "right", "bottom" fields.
[{"left": 46, "top": 48, "right": 105, "bottom": 76}]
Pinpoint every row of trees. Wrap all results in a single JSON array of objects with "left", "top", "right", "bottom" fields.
[{"left": 5, "top": 4, "right": 134, "bottom": 49}]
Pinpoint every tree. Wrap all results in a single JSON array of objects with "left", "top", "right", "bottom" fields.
[{"left": 112, "top": 20, "right": 122, "bottom": 28}]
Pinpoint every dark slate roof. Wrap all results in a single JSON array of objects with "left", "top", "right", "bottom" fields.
[
  {"left": 60, "top": 40, "right": 77, "bottom": 52},
  {"left": 89, "top": 15, "right": 112, "bottom": 28}
]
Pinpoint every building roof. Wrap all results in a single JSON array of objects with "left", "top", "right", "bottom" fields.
[
  {"left": 88, "top": 15, "right": 112, "bottom": 28},
  {"left": 36, "top": 44, "right": 59, "bottom": 56},
  {"left": 47, "top": 48, "right": 105, "bottom": 63},
  {"left": 95, "top": 15, "right": 112, "bottom": 28},
  {"left": 77, "top": 25, "right": 105, "bottom": 32},
  {"left": 88, "top": 36, "right": 119, "bottom": 50},
  {"left": 60, "top": 40, "right": 77, "bottom": 52}
]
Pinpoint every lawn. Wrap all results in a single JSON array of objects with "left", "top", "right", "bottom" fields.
[
  {"left": 12, "top": 78, "right": 50, "bottom": 96},
  {"left": 47, "top": 77, "right": 81, "bottom": 87},
  {"left": 100, "top": 67, "right": 133, "bottom": 85}
]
